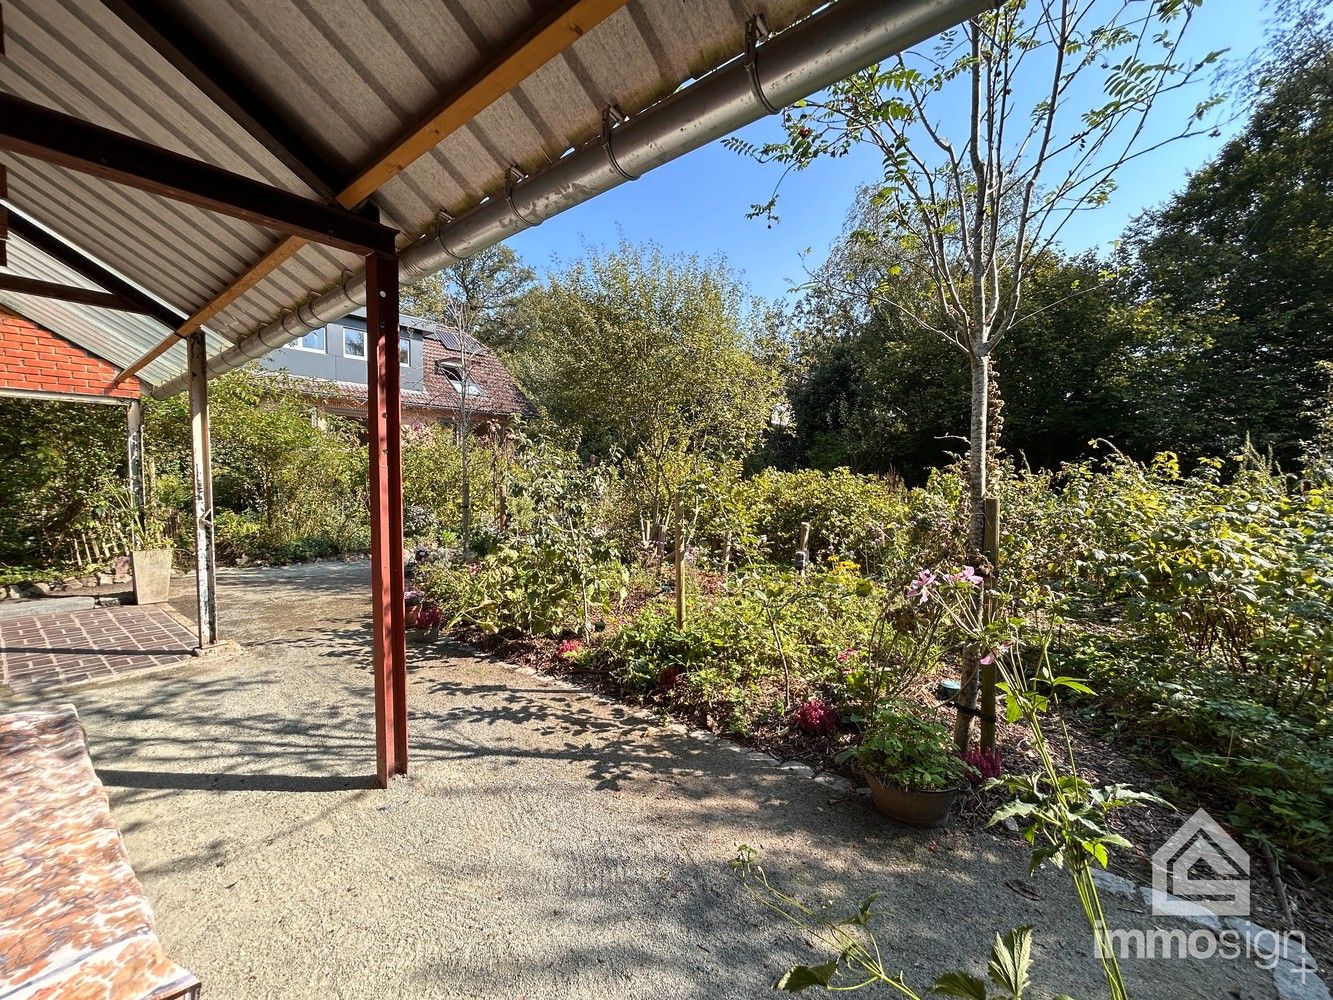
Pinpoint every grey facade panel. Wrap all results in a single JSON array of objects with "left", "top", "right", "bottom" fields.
[{"left": 259, "top": 315, "right": 425, "bottom": 394}]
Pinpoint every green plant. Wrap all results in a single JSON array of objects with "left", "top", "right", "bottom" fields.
[
  {"left": 854, "top": 704, "right": 965, "bottom": 792},
  {"left": 733, "top": 847, "right": 1072, "bottom": 998}
]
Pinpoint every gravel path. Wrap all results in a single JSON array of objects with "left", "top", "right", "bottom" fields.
[{"left": 9, "top": 562, "right": 1280, "bottom": 999}]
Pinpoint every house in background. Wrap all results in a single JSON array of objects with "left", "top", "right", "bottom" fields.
[{"left": 259, "top": 308, "right": 534, "bottom": 431}]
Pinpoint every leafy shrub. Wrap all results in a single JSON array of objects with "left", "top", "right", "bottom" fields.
[
  {"left": 1067, "top": 635, "right": 1333, "bottom": 863},
  {"left": 214, "top": 509, "right": 368, "bottom": 564},
  {"left": 732, "top": 467, "right": 908, "bottom": 568},
  {"left": 598, "top": 564, "right": 891, "bottom": 732},
  {"left": 0, "top": 399, "right": 130, "bottom": 566},
  {"left": 1067, "top": 450, "right": 1333, "bottom": 711},
  {"left": 856, "top": 704, "right": 965, "bottom": 791}
]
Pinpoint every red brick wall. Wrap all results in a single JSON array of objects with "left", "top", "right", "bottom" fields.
[{"left": 0, "top": 307, "right": 140, "bottom": 399}]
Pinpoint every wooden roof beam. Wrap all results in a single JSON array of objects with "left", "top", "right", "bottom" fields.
[
  {"left": 0, "top": 272, "right": 150, "bottom": 312},
  {"left": 7, "top": 211, "right": 185, "bottom": 330},
  {"left": 0, "top": 93, "right": 398, "bottom": 255},
  {"left": 111, "top": 0, "right": 627, "bottom": 385}
]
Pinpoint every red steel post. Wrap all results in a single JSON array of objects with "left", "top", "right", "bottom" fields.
[{"left": 366, "top": 250, "right": 408, "bottom": 786}]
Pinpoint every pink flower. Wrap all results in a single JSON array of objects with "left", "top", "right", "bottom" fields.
[
  {"left": 906, "top": 569, "right": 937, "bottom": 604},
  {"left": 557, "top": 639, "right": 584, "bottom": 658},
  {"left": 964, "top": 747, "right": 1003, "bottom": 784},
  {"left": 792, "top": 697, "right": 838, "bottom": 735},
  {"left": 978, "top": 641, "right": 1013, "bottom": 666},
  {"left": 951, "top": 565, "right": 983, "bottom": 586},
  {"left": 466, "top": 561, "right": 480, "bottom": 576},
  {"left": 835, "top": 647, "right": 857, "bottom": 663}
]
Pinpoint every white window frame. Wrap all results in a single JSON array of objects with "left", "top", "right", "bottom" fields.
[
  {"left": 399, "top": 335, "right": 411, "bottom": 367},
  {"left": 344, "top": 328, "right": 366, "bottom": 359},
  {"left": 435, "top": 359, "right": 485, "bottom": 397},
  {"left": 290, "top": 328, "right": 327, "bottom": 353}
]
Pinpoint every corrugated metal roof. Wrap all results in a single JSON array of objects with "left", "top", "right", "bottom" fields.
[
  {"left": 0, "top": 232, "right": 230, "bottom": 386},
  {"left": 0, "top": 0, "right": 822, "bottom": 390}
]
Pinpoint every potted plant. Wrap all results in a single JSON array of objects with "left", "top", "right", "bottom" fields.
[
  {"left": 125, "top": 488, "right": 173, "bottom": 605},
  {"left": 855, "top": 704, "right": 967, "bottom": 827}
]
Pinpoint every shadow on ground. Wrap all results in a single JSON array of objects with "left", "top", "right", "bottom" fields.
[{"left": 12, "top": 560, "right": 1275, "bottom": 1000}]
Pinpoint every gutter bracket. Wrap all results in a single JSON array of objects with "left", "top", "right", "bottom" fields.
[
  {"left": 431, "top": 210, "right": 465, "bottom": 262},
  {"left": 505, "top": 166, "right": 540, "bottom": 229},
  {"left": 601, "top": 105, "right": 637, "bottom": 181},
  {"left": 745, "top": 14, "right": 779, "bottom": 116}
]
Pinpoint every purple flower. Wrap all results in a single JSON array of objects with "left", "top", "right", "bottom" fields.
[
  {"left": 906, "top": 569, "right": 937, "bottom": 604},
  {"left": 978, "top": 641, "right": 1013, "bottom": 666}
]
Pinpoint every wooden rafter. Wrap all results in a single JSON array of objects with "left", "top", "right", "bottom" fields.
[
  {"left": 112, "top": 0, "right": 627, "bottom": 385},
  {"left": 99, "top": 0, "right": 345, "bottom": 201},
  {"left": 0, "top": 273, "right": 147, "bottom": 312},
  {"left": 0, "top": 93, "right": 397, "bottom": 255}
]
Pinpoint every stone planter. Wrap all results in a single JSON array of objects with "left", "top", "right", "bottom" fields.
[
  {"left": 864, "top": 771, "right": 961, "bottom": 827},
  {"left": 406, "top": 626, "right": 441, "bottom": 645},
  {"left": 131, "top": 548, "right": 172, "bottom": 605}
]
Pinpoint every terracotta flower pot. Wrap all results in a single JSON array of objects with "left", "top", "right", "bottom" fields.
[{"left": 864, "top": 770, "right": 961, "bottom": 827}]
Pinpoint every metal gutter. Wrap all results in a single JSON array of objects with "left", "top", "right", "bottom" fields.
[{"left": 154, "top": 0, "right": 990, "bottom": 397}]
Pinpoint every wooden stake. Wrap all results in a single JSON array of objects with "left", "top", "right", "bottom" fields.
[
  {"left": 796, "top": 521, "right": 811, "bottom": 576},
  {"left": 674, "top": 496, "right": 685, "bottom": 629},
  {"left": 979, "top": 494, "right": 1000, "bottom": 752}
]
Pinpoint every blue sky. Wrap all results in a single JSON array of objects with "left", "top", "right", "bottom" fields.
[{"left": 510, "top": 1, "right": 1271, "bottom": 304}]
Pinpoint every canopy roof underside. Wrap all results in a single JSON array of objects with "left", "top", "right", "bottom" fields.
[{"left": 0, "top": 0, "right": 821, "bottom": 390}]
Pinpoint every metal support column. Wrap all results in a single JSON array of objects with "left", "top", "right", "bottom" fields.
[
  {"left": 187, "top": 331, "right": 218, "bottom": 648},
  {"left": 126, "top": 398, "right": 145, "bottom": 515},
  {"left": 366, "top": 250, "right": 408, "bottom": 786}
]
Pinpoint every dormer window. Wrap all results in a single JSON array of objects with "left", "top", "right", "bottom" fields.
[{"left": 435, "top": 359, "right": 484, "bottom": 397}]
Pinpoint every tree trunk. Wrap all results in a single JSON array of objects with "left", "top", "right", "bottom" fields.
[
  {"left": 954, "top": 351, "right": 990, "bottom": 749},
  {"left": 459, "top": 421, "right": 471, "bottom": 549},
  {"left": 966, "top": 351, "right": 989, "bottom": 556}
]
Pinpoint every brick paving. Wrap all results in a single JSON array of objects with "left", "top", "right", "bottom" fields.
[{"left": 0, "top": 605, "right": 196, "bottom": 696}]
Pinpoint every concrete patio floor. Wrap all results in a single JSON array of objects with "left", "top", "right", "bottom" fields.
[{"left": 2, "top": 562, "right": 1280, "bottom": 999}]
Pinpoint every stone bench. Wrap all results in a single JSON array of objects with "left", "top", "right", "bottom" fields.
[{"left": 0, "top": 705, "right": 200, "bottom": 1000}]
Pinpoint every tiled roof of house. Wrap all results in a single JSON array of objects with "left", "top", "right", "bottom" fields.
[
  {"left": 290, "top": 328, "right": 534, "bottom": 421},
  {"left": 421, "top": 336, "right": 536, "bottom": 419}
]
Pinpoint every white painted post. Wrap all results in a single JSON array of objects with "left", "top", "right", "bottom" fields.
[
  {"left": 187, "top": 332, "right": 218, "bottom": 648},
  {"left": 126, "top": 399, "right": 145, "bottom": 532}
]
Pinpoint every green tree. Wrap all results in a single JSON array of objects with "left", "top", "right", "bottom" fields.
[
  {"left": 791, "top": 195, "right": 1169, "bottom": 480},
  {"left": 1127, "top": 28, "right": 1333, "bottom": 464},
  {"left": 512, "top": 243, "right": 782, "bottom": 535},
  {"left": 402, "top": 244, "right": 535, "bottom": 351},
  {"left": 0, "top": 399, "right": 128, "bottom": 565},
  {"left": 733, "top": 0, "right": 1219, "bottom": 749}
]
